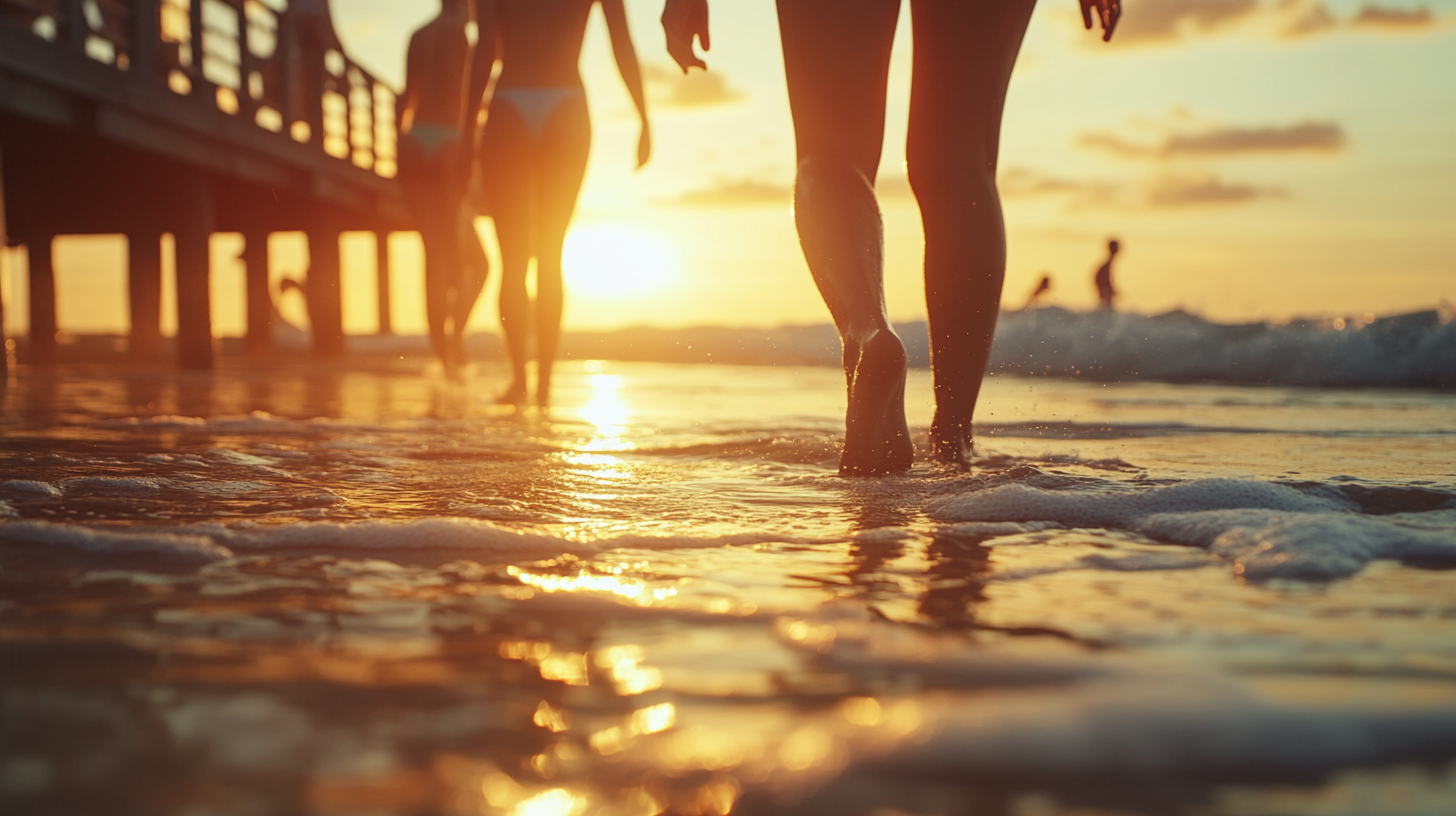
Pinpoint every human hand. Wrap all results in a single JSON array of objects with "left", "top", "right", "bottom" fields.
[
  {"left": 662, "top": 0, "right": 710, "bottom": 72},
  {"left": 637, "top": 124, "right": 652, "bottom": 169},
  {"left": 1079, "top": 0, "right": 1121, "bottom": 41}
]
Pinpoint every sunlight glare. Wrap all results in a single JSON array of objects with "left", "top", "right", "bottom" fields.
[
  {"left": 510, "top": 788, "right": 588, "bottom": 816},
  {"left": 629, "top": 703, "right": 677, "bottom": 736},
  {"left": 579, "top": 373, "right": 629, "bottom": 440},
  {"left": 563, "top": 225, "right": 679, "bottom": 297}
]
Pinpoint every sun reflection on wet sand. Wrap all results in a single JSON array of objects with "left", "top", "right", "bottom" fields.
[
  {"left": 576, "top": 365, "right": 632, "bottom": 449},
  {"left": 507, "top": 566, "right": 679, "bottom": 605}
]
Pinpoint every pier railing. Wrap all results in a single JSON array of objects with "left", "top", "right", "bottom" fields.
[{"left": 0, "top": 0, "right": 398, "bottom": 178}]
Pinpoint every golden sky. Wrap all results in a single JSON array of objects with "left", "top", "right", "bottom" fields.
[{"left": 5, "top": 0, "right": 1454, "bottom": 336}]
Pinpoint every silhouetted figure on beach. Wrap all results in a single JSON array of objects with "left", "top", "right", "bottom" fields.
[
  {"left": 478, "top": 0, "right": 650, "bottom": 409},
  {"left": 1025, "top": 273, "right": 1052, "bottom": 309},
  {"left": 1095, "top": 238, "right": 1119, "bottom": 311},
  {"left": 662, "top": 0, "right": 1121, "bottom": 473},
  {"left": 398, "top": 0, "right": 496, "bottom": 376}
]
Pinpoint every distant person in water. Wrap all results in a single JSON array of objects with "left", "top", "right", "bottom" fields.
[
  {"left": 478, "top": 0, "right": 651, "bottom": 409},
  {"left": 1024, "top": 273, "right": 1052, "bottom": 309},
  {"left": 662, "top": 0, "right": 1121, "bottom": 473},
  {"left": 1095, "top": 238, "right": 1119, "bottom": 311},
  {"left": 397, "top": 0, "right": 496, "bottom": 376}
]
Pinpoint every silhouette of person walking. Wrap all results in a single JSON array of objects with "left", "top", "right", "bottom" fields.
[
  {"left": 397, "top": 0, "right": 496, "bottom": 376},
  {"left": 478, "top": 0, "right": 651, "bottom": 409},
  {"left": 1094, "top": 238, "right": 1119, "bottom": 311},
  {"left": 1025, "top": 273, "right": 1052, "bottom": 309},
  {"left": 662, "top": 0, "right": 1121, "bottom": 473}
]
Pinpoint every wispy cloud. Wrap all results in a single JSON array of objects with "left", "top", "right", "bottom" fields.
[
  {"left": 644, "top": 64, "right": 745, "bottom": 108},
  {"left": 1144, "top": 173, "right": 1286, "bottom": 205},
  {"left": 663, "top": 165, "right": 1282, "bottom": 212},
  {"left": 1350, "top": 3, "right": 1436, "bottom": 29},
  {"left": 998, "top": 167, "right": 1284, "bottom": 210},
  {"left": 1098, "top": 0, "right": 1440, "bottom": 46},
  {"left": 1078, "top": 120, "right": 1347, "bottom": 159},
  {"left": 657, "top": 179, "right": 790, "bottom": 207}
]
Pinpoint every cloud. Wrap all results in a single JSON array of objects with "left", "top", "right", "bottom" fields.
[
  {"left": 644, "top": 64, "right": 745, "bottom": 108},
  {"left": 1098, "top": 0, "right": 1439, "bottom": 46},
  {"left": 1144, "top": 173, "right": 1286, "bottom": 205},
  {"left": 996, "top": 166, "right": 1283, "bottom": 210},
  {"left": 1078, "top": 120, "right": 1347, "bottom": 159},
  {"left": 658, "top": 179, "right": 790, "bottom": 208},
  {"left": 662, "top": 167, "right": 1281, "bottom": 211},
  {"left": 1350, "top": 3, "right": 1436, "bottom": 28},
  {"left": 1111, "top": 0, "right": 1259, "bottom": 44}
]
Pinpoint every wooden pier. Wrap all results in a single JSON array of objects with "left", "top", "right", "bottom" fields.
[{"left": 0, "top": 0, "right": 411, "bottom": 369}]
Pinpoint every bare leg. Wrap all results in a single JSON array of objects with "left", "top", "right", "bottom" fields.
[
  {"left": 530, "top": 96, "right": 591, "bottom": 410},
  {"left": 779, "top": 0, "right": 912, "bottom": 476},
  {"left": 908, "top": 0, "right": 1036, "bottom": 465},
  {"left": 450, "top": 207, "right": 490, "bottom": 370},
  {"left": 478, "top": 104, "right": 534, "bottom": 404},
  {"left": 400, "top": 138, "right": 465, "bottom": 376}
]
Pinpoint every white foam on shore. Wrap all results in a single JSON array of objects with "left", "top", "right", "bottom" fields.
[
  {"left": 182, "top": 518, "right": 817, "bottom": 561},
  {"left": 929, "top": 479, "right": 1456, "bottom": 580},
  {"left": 54, "top": 476, "right": 296, "bottom": 500},
  {"left": 860, "top": 679, "right": 1456, "bottom": 780},
  {"left": 0, "top": 521, "right": 234, "bottom": 564},
  {"left": 1, "top": 516, "right": 800, "bottom": 568},
  {"left": 189, "top": 517, "right": 597, "bottom": 560},
  {"left": 776, "top": 612, "right": 1456, "bottom": 782},
  {"left": 101, "top": 412, "right": 398, "bottom": 435},
  {"left": 0, "top": 480, "right": 63, "bottom": 498}
]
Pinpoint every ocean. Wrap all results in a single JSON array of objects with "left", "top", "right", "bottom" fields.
[{"left": 2, "top": 308, "right": 1456, "bottom": 816}]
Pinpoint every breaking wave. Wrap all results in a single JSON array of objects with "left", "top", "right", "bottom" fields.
[{"left": 352, "top": 307, "right": 1455, "bottom": 388}]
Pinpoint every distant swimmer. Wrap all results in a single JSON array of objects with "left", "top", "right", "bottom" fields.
[
  {"left": 661, "top": 0, "right": 1122, "bottom": 473},
  {"left": 478, "top": 0, "right": 651, "bottom": 409},
  {"left": 1094, "top": 238, "right": 1119, "bottom": 311},
  {"left": 397, "top": 0, "right": 496, "bottom": 377},
  {"left": 1024, "top": 273, "right": 1052, "bottom": 309}
]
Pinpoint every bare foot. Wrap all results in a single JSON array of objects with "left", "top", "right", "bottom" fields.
[
  {"left": 929, "top": 411, "right": 973, "bottom": 467},
  {"left": 536, "top": 365, "right": 553, "bottom": 412},
  {"left": 495, "top": 380, "right": 528, "bottom": 406},
  {"left": 449, "top": 333, "right": 469, "bottom": 375},
  {"left": 840, "top": 330, "right": 914, "bottom": 476},
  {"left": 441, "top": 349, "right": 462, "bottom": 382}
]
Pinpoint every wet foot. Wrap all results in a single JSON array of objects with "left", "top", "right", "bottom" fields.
[
  {"left": 495, "top": 380, "right": 528, "bottom": 406},
  {"left": 441, "top": 350, "right": 462, "bottom": 383},
  {"left": 928, "top": 412, "right": 973, "bottom": 467},
  {"left": 449, "top": 334, "right": 469, "bottom": 376},
  {"left": 840, "top": 330, "right": 914, "bottom": 477},
  {"left": 536, "top": 366, "right": 553, "bottom": 412}
]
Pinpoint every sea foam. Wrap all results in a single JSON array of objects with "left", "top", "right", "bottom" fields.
[
  {"left": 860, "top": 678, "right": 1456, "bottom": 780},
  {"left": 929, "top": 478, "right": 1456, "bottom": 580},
  {"left": 0, "top": 521, "right": 234, "bottom": 564},
  {"left": 1, "top": 516, "right": 819, "bottom": 567}
]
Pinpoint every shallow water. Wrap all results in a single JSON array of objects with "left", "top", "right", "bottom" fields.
[{"left": 2, "top": 358, "right": 1456, "bottom": 816}]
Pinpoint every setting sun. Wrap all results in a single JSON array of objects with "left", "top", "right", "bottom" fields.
[{"left": 562, "top": 224, "right": 680, "bottom": 298}]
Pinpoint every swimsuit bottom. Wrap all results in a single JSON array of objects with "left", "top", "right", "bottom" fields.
[
  {"left": 492, "top": 87, "right": 585, "bottom": 143},
  {"left": 403, "top": 123, "right": 461, "bottom": 156}
]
